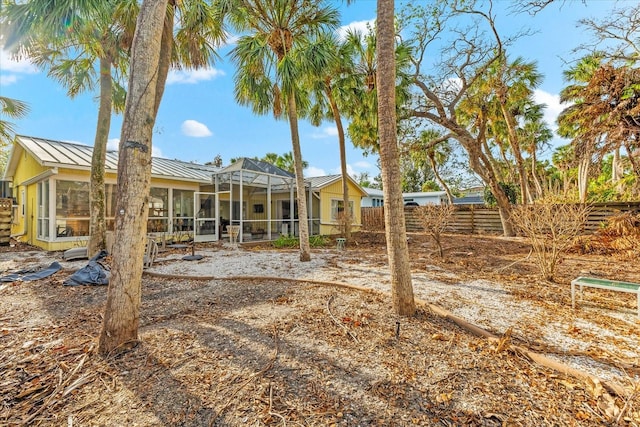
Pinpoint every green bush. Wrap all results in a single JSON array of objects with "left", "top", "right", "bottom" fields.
[
  {"left": 271, "top": 234, "right": 329, "bottom": 248},
  {"left": 309, "top": 235, "right": 329, "bottom": 247},
  {"left": 272, "top": 235, "right": 299, "bottom": 248}
]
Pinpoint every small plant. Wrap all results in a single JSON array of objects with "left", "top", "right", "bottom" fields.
[
  {"left": 272, "top": 234, "right": 329, "bottom": 249},
  {"left": 416, "top": 204, "right": 455, "bottom": 258},
  {"left": 510, "top": 203, "right": 590, "bottom": 281},
  {"left": 272, "top": 234, "right": 299, "bottom": 248},
  {"left": 309, "top": 235, "right": 329, "bottom": 247}
]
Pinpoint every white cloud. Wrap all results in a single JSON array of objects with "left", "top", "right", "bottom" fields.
[
  {"left": 166, "top": 68, "right": 225, "bottom": 85},
  {"left": 305, "top": 166, "right": 326, "bottom": 177},
  {"left": 311, "top": 126, "right": 338, "bottom": 139},
  {"left": 330, "top": 164, "right": 357, "bottom": 176},
  {"left": 0, "top": 48, "right": 38, "bottom": 86},
  {"left": 106, "top": 138, "right": 163, "bottom": 157},
  {"left": 181, "top": 120, "right": 213, "bottom": 137},
  {"left": 107, "top": 138, "right": 120, "bottom": 151},
  {"left": 0, "top": 74, "right": 18, "bottom": 86},
  {"left": 0, "top": 49, "right": 38, "bottom": 74},
  {"left": 337, "top": 19, "right": 374, "bottom": 40},
  {"left": 534, "top": 89, "right": 564, "bottom": 131}
]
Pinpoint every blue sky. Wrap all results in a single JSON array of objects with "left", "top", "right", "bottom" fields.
[{"left": 0, "top": 0, "right": 629, "bottom": 178}]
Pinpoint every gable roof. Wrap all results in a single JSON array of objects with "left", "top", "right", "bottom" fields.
[
  {"left": 307, "top": 174, "right": 368, "bottom": 196},
  {"left": 5, "top": 135, "right": 219, "bottom": 183}
]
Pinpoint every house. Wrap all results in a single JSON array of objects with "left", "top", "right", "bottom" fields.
[
  {"left": 402, "top": 191, "right": 448, "bottom": 206},
  {"left": 2, "top": 135, "right": 366, "bottom": 251},
  {"left": 362, "top": 187, "right": 448, "bottom": 207},
  {"left": 361, "top": 187, "right": 384, "bottom": 207}
]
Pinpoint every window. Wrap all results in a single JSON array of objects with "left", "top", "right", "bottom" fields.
[
  {"left": 148, "top": 187, "right": 169, "bottom": 232},
  {"left": 37, "top": 181, "right": 50, "bottom": 239},
  {"left": 172, "top": 189, "right": 194, "bottom": 232},
  {"left": 55, "top": 180, "right": 89, "bottom": 238},
  {"left": 331, "top": 199, "right": 354, "bottom": 221}
]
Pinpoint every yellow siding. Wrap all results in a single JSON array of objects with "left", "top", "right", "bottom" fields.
[
  {"left": 318, "top": 179, "right": 363, "bottom": 236},
  {"left": 10, "top": 146, "right": 47, "bottom": 248},
  {"left": 9, "top": 144, "right": 204, "bottom": 251}
]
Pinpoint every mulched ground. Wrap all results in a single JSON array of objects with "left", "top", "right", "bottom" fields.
[{"left": 1, "top": 231, "right": 639, "bottom": 426}]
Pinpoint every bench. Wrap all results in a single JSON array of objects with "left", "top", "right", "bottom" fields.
[{"left": 571, "top": 276, "right": 640, "bottom": 317}]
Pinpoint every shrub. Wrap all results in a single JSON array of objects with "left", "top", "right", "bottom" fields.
[
  {"left": 484, "top": 182, "right": 519, "bottom": 206},
  {"left": 510, "top": 203, "right": 590, "bottom": 281},
  {"left": 416, "top": 204, "right": 455, "bottom": 258},
  {"left": 272, "top": 234, "right": 329, "bottom": 249}
]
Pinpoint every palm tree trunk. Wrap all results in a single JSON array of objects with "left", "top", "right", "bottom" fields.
[
  {"left": 326, "top": 86, "right": 351, "bottom": 241},
  {"left": 578, "top": 155, "right": 590, "bottom": 204},
  {"left": 99, "top": 0, "right": 169, "bottom": 355},
  {"left": 530, "top": 151, "right": 543, "bottom": 199},
  {"left": 500, "top": 101, "right": 533, "bottom": 204},
  {"left": 286, "top": 94, "right": 311, "bottom": 262},
  {"left": 88, "top": 54, "right": 113, "bottom": 258},
  {"left": 377, "top": 0, "right": 415, "bottom": 317}
]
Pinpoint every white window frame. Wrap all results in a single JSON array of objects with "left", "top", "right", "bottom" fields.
[
  {"left": 330, "top": 199, "right": 354, "bottom": 221},
  {"left": 37, "top": 180, "right": 50, "bottom": 240}
]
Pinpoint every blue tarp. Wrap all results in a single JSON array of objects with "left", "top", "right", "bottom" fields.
[
  {"left": 0, "top": 262, "right": 62, "bottom": 283},
  {"left": 63, "top": 250, "right": 110, "bottom": 286}
]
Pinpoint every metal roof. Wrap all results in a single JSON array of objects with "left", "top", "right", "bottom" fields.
[
  {"left": 307, "top": 174, "right": 368, "bottom": 196},
  {"left": 219, "top": 157, "right": 294, "bottom": 178},
  {"left": 11, "top": 135, "right": 219, "bottom": 183}
]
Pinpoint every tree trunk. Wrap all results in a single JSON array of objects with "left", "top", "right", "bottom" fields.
[
  {"left": 286, "top": 94, "right": 311, "bottom": 262},
  {"left": 87, "top": 54, "right": 113, "bottom": 258},
  {"left": 326, "top": 86, "right": 351, "bottom": 241},
  {"left": 530, "top": 150, "right": 543, "bottom": 199},
  {"left": 377, "top": 0, "right": 415, "bottom": 317},
  {"left": 578, "top": 155, "right": 590, "bottom": 204},
  {"left": 500, "top": 99, "right": 533, "bottom": 204},
  {"left": 99, "top": 0, "right": 169, "bottom": 355},
  {"left": 427, "top": 152, "right": 454, "bottom": 204}
]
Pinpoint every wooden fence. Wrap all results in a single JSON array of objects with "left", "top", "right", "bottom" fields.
[
  {"left": 0, "top": 198, "right": 12, "bottom": 246},
  {"left": 361, "top": 201, "right": 640, "bottom": 235}
]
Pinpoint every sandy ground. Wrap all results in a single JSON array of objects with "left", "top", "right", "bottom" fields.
[{"left": 1, "top": 232, "right": 639, "bottom": 425}]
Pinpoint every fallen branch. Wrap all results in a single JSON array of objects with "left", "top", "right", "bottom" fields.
[
  {"left": 326, "top": 295, "right": 359, "bottom": 343},
  {"left": 145, "top": 271, "right": 633, "bottom": 399},
  {"left": 22, "top": 351, "right": 90, "bottom": 425},
  {"left": 268, "top": 383, "right": 286, "bottom": 426}
]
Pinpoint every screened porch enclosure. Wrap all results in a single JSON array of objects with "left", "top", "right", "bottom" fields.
[{"left": 211, "top": 158, "right": 320, "bottom": 243}]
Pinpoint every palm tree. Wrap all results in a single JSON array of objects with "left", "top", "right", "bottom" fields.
[
  {"left": 557, "top": 54, "right": 603, "bottom": 203},
  {"left": 0, "top": 96, "right": 29, "bottom": 145},
  {"left": 307, "top": 32, "right": 357, "bottom": 240},
  {"left": 377, "top": 0, "right": 415, "bottom": 316},
  {"left": 99, "top": 0, "right": 171, "bottom": 355},
  {"left": 3, "top": 0, "right": 223, "bottom": 257},
  {"left": 224, "top": 0, "right": 340, "bottom": 262},
  {"left": 3, "top": 0, "right": 137, "bottom": 257},
  {"left": 0, "top": 96, "right": 29, "bottom": 174}
]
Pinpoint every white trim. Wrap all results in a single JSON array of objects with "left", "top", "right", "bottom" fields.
[{"left": 20, "top": 168, "right": 58, "bottom": 186}]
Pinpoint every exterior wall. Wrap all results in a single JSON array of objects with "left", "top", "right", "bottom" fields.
[
  {"left": 318, "top": 179, "right": 363, "bottom": 235},
  {"left": 402, "top": 192, "right": 447, "bottom": 206},
  {"left": 11, "top": 152, "right": 206, "bottom": 251},
  {"left": 9, "top": 147, "right": 47, "bottom": 248}
]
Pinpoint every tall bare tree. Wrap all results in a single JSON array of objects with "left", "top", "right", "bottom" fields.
[{"left": 377, "top": 0, "right": 415, "bottom": 316}]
